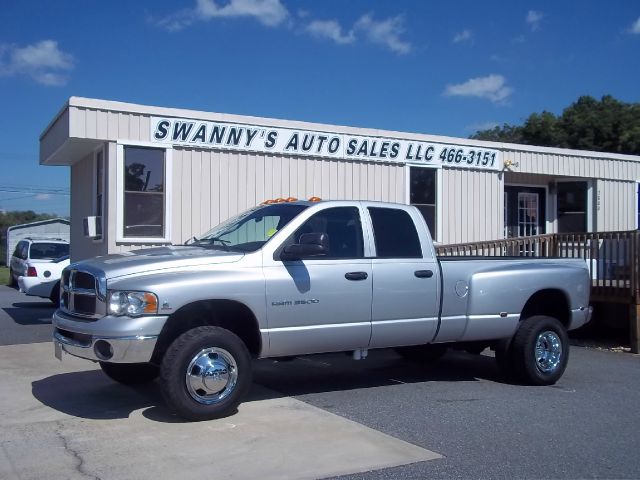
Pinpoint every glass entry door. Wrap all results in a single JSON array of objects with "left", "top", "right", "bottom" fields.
[{"left": 504, "top": 186, "right": 546, "bottom": 238}]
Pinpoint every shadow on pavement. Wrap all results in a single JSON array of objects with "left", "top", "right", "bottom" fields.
[
  {"left": 252, "top": 349, "right": 502, "bottom": 397},
  {"left": 12, "top": 301, "right": 55, "bottom": 309},
  {"left": 3, "top": 302, "right": 55, "bottom": 325},
  {"left": 32, "top": 349, "right": 503, "bottom": 423}
]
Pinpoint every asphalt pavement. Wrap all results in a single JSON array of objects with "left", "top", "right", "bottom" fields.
[{"left": 1, "top": 284, "right": 640, "bottom": 479}]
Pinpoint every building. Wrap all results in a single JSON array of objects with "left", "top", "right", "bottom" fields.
[
  {"left": 5, "top": 218, "right": 70, "bottom": 265},
  {"left": 40, "top": 97, "right": 640, "bottom": 261}
]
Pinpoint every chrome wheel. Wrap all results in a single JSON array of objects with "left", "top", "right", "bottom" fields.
[
  {"left": 185, "top": 347, "right": 238, "bottom": 405},
  {"left": 535, "top": 331, "right": 562, "bottom": 374}
]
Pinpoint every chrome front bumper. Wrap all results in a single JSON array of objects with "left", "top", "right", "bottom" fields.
[{"left": 52, "top": 309, "right": 168, "bottom": 363}]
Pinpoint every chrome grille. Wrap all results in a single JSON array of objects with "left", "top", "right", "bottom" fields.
[{"left": 60, "top": 268, "right": 106, "bottom": 320}]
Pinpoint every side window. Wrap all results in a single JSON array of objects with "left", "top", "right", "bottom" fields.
[
  {"left": 410, "top": 167, "right": 437, "bottom": 239},
  {"left": 20, "top": 242, "right": 29, "bottom": 260},
  {"left": 123, "top": 146, "right": 165, "bottom": 238},
  {"left": 292, "top": 207, "right": 364, "bottom": 259},
  {"left": 368, "top": 207, "right": 422, "bottom": 258},
  {"left": 12, "top": 242, "right": 23, "bottom": 258},
  {"left": 95, "top": 149, "right": 104, "bottom": 240}
]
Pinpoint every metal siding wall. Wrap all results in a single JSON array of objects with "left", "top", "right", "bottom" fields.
[
  {"left": 597, "top": 180, "right": 636, "bottom": 231},
  {"left": 504, "top": 149, "right": 640, "bottom": 181},
  {"left": 70, "top": 107, "right": 152, "bottom": 143},
  {"left": 70, "top": 153, "right": 98, "bottom": 261},
  {"left": 64, "top": 105, "right": 640, "bottom": 252},
  {"left": 165, "top": 149, "right": 404, "bottom": 245},
  {"left": 440, "top": 168, "right": 502, "bottom": 244},
  {"left": 40, "top": 108, "right": 70, "bottom": 162}
]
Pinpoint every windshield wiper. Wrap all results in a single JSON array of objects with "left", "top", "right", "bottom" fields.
[
  {"left": 189, "top": 236, "right": 232, "bottom": 251},
  {"left": 184, "top": 236, "right": 199, "bottom": 245}
]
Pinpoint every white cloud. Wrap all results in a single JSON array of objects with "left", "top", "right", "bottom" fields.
[
  {"left": 156, "top": 0, "right": 289, "bottom": 31},
  {"left": 354, "top": 13, "right": 411, "bottom": 54},
  {"left": 526, "top": 10, "right": 544, "bottom": 31},
  {"left": 306, "top": 20, "right": 355, "bottom": 45},
  {"left": 453, "top": 29, "right": 472, "bottom": 44},
  {"left": 628, "top": 17, "right": 640, "bottom": 34},
  {"left": 443, "top": 74, "right": 513, "bottom": 104},
  {"left": 303, "top": 13, "right": 411, "bottom": 54},
  {"left": 0, "top": 40, "right": 74, "bottom": 86},
  {"left": 35, "top": 193, "right": 52, "bottom": 200}
]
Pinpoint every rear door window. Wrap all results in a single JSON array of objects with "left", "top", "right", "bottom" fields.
[{"left": 368, "top": 207, "right": 422, "bottom": 258}]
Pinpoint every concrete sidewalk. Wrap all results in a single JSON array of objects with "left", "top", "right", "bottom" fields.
[{"left": 0, "top": 342, "right": 440, "bottom": 480}]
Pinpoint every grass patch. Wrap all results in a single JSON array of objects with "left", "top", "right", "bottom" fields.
[{"left": 0, "top": 266, "right": 9, "bottom": 286}]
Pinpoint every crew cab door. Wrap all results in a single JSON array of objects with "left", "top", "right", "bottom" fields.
[
  {"left": 364, "top": 205, "right": 441, "bottom": 348},
  {"left": 262, "top": 206, "right": 372, "bottom": 357}
]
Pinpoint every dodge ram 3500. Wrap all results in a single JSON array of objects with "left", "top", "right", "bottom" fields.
[{"left": 53, "top": 200, "right": 592, "bottom": 420}]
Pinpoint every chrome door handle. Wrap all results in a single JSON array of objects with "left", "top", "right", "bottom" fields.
[
  {"left": 414, "top": 270, "right": 433, "bottom": 278},
  {"left": 345, "top": 272, "right": 368, "bottom": 281}
]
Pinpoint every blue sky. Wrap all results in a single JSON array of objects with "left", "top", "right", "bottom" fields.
[{"left": 1, "top": 0, "right": 639, "bottom": 216}]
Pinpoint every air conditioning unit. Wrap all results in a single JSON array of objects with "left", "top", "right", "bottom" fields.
[{"left": 83, "top": 216, "right": 101, "bottom": 238}]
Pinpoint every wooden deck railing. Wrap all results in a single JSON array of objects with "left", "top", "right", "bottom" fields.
[{"left": 436, "top": 230, "right": 640, "bottom": 303}]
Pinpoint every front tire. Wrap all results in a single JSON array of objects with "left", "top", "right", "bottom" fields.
[
  {"left": 160, "top": 326, "right": 252, "bottom": 421},
  {"left": 99, "top": 362, "right": 159, "bottom": 385},
  {"left": 506, "top": 315, "right": 569, "bottom": 385},
  {"left": 9, "top": 268, "right": 16, "bottom": 287}
]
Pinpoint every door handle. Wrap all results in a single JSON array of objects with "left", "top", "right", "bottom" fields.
[
  {"left": 345, "top": 272, "right": 368, "bottom": 281},
  {"left": 414, "top": 270, "right": 433, "bottom": 278}
]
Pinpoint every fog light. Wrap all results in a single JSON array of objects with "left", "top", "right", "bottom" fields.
[{"left": 94, "top": 340, "right": 114, "bottom": 360}]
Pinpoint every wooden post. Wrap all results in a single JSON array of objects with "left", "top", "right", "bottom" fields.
[{"left": 630, "top": 303, "right": 640, "bottom": 354}]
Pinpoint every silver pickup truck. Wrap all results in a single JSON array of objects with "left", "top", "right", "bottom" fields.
[{"left": 53, "top": 200, "right": 592, "bottom": 420}]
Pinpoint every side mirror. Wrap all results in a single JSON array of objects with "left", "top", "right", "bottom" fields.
[{"left": 281, "top": 233, "right": 329, "bottom": 260}]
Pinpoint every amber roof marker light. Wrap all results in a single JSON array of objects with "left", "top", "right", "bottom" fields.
[{"left": 261, "top": 196, "right": 312, "bottom": 205}]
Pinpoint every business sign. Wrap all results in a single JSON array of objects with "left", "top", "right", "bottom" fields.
[{"left": 150, "top": 116, "right": 502, "bottom": 171}]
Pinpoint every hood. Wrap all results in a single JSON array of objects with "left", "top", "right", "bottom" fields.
[{"left": 71, "top": 245, "right": 244, "bottom": 280}]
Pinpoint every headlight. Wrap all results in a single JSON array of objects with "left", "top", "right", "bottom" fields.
[{"left": 108, "top": 291, "right": 158, "bottom": 317}]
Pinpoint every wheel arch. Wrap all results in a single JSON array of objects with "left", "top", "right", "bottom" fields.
[
  {"left": 520, "top": 289, "right": 571, "bottom": 328},
  {"left": 151, "top": 299, "right": 262, "bottom": 364}
]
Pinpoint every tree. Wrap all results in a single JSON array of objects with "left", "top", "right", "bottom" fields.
[
  {"left": 470, "top": 95, "right": 640, "bottom": 155},
  {"left": 521, "top": 111, "right": 566, "bottom": 147},
  {"left": 470, "top": 123, "right": 524, "bottom": 143}
]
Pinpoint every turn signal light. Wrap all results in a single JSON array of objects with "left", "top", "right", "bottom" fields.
[{"left": 27, "top": 267, "right": 37, "bottom": 277}]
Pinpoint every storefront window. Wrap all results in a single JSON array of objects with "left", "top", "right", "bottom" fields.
[
  {"left": 557, "top": 182, "right": 587, "bottom": 233},
  {"left": 410, "top": 167, "right": 437, "bottom": 238},
  {"left": 123, "top": 147, "right": 165, "bottom": 238}
]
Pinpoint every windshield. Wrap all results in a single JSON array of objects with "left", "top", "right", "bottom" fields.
[{"left": 192, "top": 203, "right": 308, "bottom": 252}]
